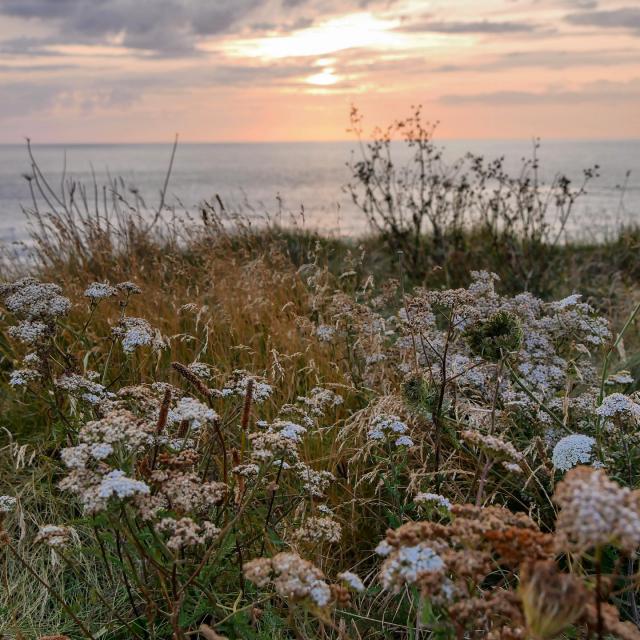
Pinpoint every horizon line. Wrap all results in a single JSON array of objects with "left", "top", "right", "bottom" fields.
[{"left": 1, "top": 137, "right": 639, "bottom": 146}]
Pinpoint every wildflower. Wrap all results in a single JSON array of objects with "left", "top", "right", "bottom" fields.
[
  {"left": 78, "top": 410, "right": 153, "bottom": 450},
  {"left": 8, "top": 320, "right": 50, "bottom": 344},
  {"left": 415, "top": 492, "right": 451, "bottom": 510},
  {"left": 375, "top": 540, "right": 393, "bottom": 557},
  {"left": 338, "top": 571, "right": 365, "bottom": 592},
  {"left": 367, "top": 414, "right": 409, "bottom": 443},
  {"left": 23, "top": 352, "right": 40, "bottom": 366},
  {"left": 1, "top": 278, "right": 70, "bottom": 320},
  {"left": 461, "top": 430, "right": 523, "bottom": 463},
  {"left": 156, "top": 517, "right": 220, "bottom": 551},
  {"left": 607, "top": 371, "right": 634, "bottom": 385},
  {"left": 97, "top": 470, "right": 150, "bottom": 500},
  {"left": 244, "top": 552, "right": 333, "bottom": 608},
  {"left": 295, "top": 462, "right": 334, "bottom": 497},
  {"left": 395, "top": 435, "right": 414, "bottom": 447},
  {"left": 9, "top": 368, "right": 41, "bottom": 387},
  {"left": 116, "top": 281, "right": 142, "bottom": 295},
  {"left": 169, "top": 396, "right": 217, "bottom": 430},
  {"left": 554, "top": 466, "right": 640, "bottom": 554},
  {"left": 552, "top": 294, "right": 582, "bottom": 309},
  {"left": 113, "top": 316, "right": 154, "bottom": 353},
  {"left": 380, "top": 543, "right": 445, "bottom": 592},
  {"left": 149, "top": 470, "right": 226, "bottom": 512},
  {"left": 316, "top": 324, "right": 336, "bottom": 342},
  {"left": 297, "top": 387, "right": 343, "bottom": 415},
  {"left": 83, "top": 282, "right": 117, "bottom": 300},
  {"left": 232, "top": 463, "right": 260, "bottom": 478},
  {"left": 188, "top": 361, "right": 213, "bottom": 380},
  {"left": 596, "top": 393, "right": 640, "bottom": 419},
  {"left": 218, "top": 370, "right": 272, "bottom": 403},
  {"left": 294, "top": 516, "right": 342, "bottom": 544},
  {"left": 0, "top": 495, "right": 17, "bottom": 513},
  {"left": 56, "top": 373, "right": 111, "bottom": 404},
  {"left": 35, "top": 525, "right": 76, "bottom": 548},
  {"left": 552, "top": 434, "right": 596, "bottom": 472}
]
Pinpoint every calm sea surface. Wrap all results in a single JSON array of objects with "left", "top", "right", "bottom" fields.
[{"left": 0, "top": 140, "right": 638, "bottom": 242}]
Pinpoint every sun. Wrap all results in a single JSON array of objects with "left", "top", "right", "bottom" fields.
[
  {"left": 306, "top": 67, "right": 339, "bottom": 86},
  {"left": 220, "top": 12, "right": 401, "bottom": 60}
]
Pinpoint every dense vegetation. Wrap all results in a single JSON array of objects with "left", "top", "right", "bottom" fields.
[{"left": 1, "top": 126, "right": 640, "bottom": 639}]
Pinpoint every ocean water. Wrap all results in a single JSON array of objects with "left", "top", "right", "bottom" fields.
[{"left": 0, "top": 140, "right": 638, "bottom": 242}]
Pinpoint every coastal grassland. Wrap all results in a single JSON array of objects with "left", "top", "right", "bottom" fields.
[{"left": 1, "top": 135, "right": 640, "bottom": 638}]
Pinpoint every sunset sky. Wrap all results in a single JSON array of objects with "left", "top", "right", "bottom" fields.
[{"left": 0, "top": 0, "right": 639, "bottom": 142}]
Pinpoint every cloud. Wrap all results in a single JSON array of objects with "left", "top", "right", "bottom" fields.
[
  {"left": 432, "top": 49, "right": 640, "bottom": 72},
  {"left": 440, "top": 78, "right": 640, "bottom": 105},
  {"left": 396, "top": 18, "right": 540, "bottom": 34},
  {"left": 565, "top": 7, "right": 640, "bottom": 33},
  {"left": 0, "top": 0, "right": 264, "bottom": 56},
  {"left": 563, "top": 0, "right": 598, "bottom": 8}
]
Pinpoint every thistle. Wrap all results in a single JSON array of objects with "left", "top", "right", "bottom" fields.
[{"left": 464, "top": 310, "right": 523, "bottom": 361}]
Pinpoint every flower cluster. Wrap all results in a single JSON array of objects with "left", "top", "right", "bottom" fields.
[
  {"left": 554, "top": 466, "right": 640, "bottom": 554},
  {"left": 552, "top": 434, "right": 596, "bottom": 472},
  {"left": 243, "top": 552, "right": 333, "bottom": 608}
]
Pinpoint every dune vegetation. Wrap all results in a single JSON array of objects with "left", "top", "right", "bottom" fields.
[{"left": 2, "top": 119, "right": 640, "bottom": 639}]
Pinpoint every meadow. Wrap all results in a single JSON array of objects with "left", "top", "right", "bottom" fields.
[{"left": 1, "top": 118, "right": 640, "bottom": 639}]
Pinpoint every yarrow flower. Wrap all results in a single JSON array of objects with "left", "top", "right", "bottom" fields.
[
  {"left": 9, "top": 368, "right": 41, "bottom": 387},
  {"left": 217, "top": 370, "right": 273, "bottom": 403},
  {"left": 0, "top": 278, "right": 71, "bottom": 320},
  {"left": 461, "top": 430, "right": 523, "bottom": 463},
  {"left": 84, "top": 282, "right": 117, "bottom": 300},
  {"left": 0, "top": 495, "right": 17, "bottom": 513},
  {"left": 169, "top": 396, "right": 217, "bottom": 430},
  {"left": 155, "top": 517, "right": 220, "bottom": 552},
  {"left": 552, "top": 434, "right": 596, "bottom": 472},
  {"left": 8, "top": 320, "right": 50, "bottom": 345},
  {"left": 97, "top": 470, "right": 150, "bottom": 500},
  {"left": 596, "top": 393, "right": 640, "bottom": 420},
  {"left": 554, "top": 466, "right": 640, "bottom": 554},
  {"left": 379, "top": 543, "right": 445, "bottom": 592},
  {"left": 553, "top": 294, "right": 582, "bottom": 309},
  {"left": 607, "top": 371, "right": 634, "bottom": 386},
  {"left": 338, "top": 571, "right": 365, "bottom": 592},
  {"left": 368, "top": 414, "right": 410, "bottom": 447},
  {"left": 294, "top": 516, "right": 342, "bottom": 544},
  {"left": 316, "top": 324, "right": 335, "bottom": 342},
  {"left": 415, "top": 492, "right": 452, "bottom": 510},
  {"left": 117, "top": 281, "right": 142, "bottom": 295},
  {"left": 113, "top": 316, "right": 155, "bottom": 353},
  {"left": 244, "top": 552, "right": 333, "bottom": 608},
  {"left": 35, "top": 525, "right": 76, "bottom": 548}
]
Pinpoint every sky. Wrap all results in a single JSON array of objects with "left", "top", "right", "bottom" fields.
[{"left": 0, "top": 0, "right": 639, "bottom": 142}]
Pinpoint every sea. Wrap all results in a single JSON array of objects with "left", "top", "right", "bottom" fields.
[{"left": 0, "top": 140, "right": 638, "bottom": 242}]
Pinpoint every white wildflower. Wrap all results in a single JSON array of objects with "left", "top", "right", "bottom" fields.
[
  {"left": 84, "top": 282, "right": 117, "bottom": 300},
  {"left": 97, "top": 470, "right": 150, "bottom": 500},
  {"left": 316, "top": 324, "right": 335, "bottom": 342},
  {"left": 414, "top": 492, "right": 451, "bottom": 510},
  {"left": 0, "top": 495, "right": 17, "bottom": 513},
  {"left": 380, "top": 544, "right": 445, "bottom": 592},
  {"left": 552, "top": 434, "right": 596, "bottom": 472},
  {"left": 338, "top": 571, "right": 365, "bottom": 592},
  {"left": 596, "top": 393, "right": 640, "bottom": 419}
]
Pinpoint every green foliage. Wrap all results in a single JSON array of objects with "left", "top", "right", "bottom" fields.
[{"left": 464, "top": 311, "right": 523, "bottom": 361}]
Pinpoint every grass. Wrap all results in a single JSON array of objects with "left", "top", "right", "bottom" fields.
[{"left": 1, "top": 144, "right": 640, "bottom": 639}]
